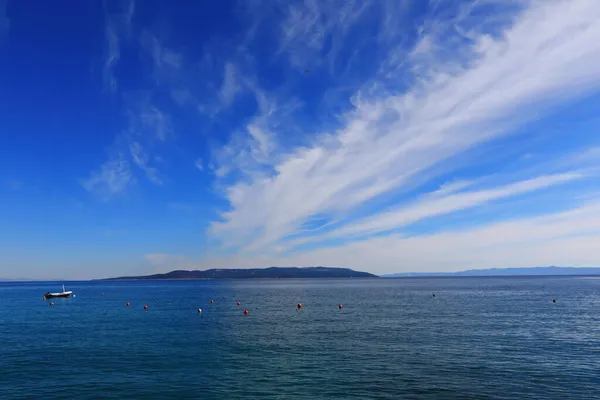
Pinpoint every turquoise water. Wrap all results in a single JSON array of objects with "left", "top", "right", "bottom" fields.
[{"left": 1, "top": 277, "right": 600, "bottom": 399}]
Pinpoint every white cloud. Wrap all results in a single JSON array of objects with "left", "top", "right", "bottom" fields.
[
  {"left": 140, "top": 31, "right": 183, "bottom": 78},
  {"left": 278, "top": 0, "right": 373, "bottom": 70},
  {"left": 290, "top": 201, "right": 600, "bottom": 274},
  {"left": 129, "top": 141, "right": 161, "bottom": 184},
  {"left": 200, "top": 201, "right": 600, "bottom": 274},
  {"left": 81, "top": 152, "right": 134, "bottom": 200},
  {"left": 219, "top": 63, "right": 241, "bottom": 107},
  {"left": 281, "top": 172, "right": 585, "bottom": 250},
  {"left": 82, "top": 98, "right": 170, "bottom": 197},
  {"left": 136, "top": 102, "right": 170, "bottom": 141},
  {"left": 103, "top": 21, "right": 120, "bottom": 92},
  {"left": 210, "top": 80, "right": 289, "bottom": 177},
  {"left": 208, "top": 0, "right": 600, "bottom": 269},
  {"left": 102, "top": 0, "right": 135, "bottom": 92},
  {"left": 431, "top": 180, "right": 475, "bottom": 197}
]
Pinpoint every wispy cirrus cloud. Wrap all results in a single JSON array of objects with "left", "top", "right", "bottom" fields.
[
  {"left": 85, "top": 4, "right": 181, "bottom": 199},
  {"left": 82, "top": 95, "right": 172, "bottom": 198},
  {"left": 219, "top": 63, "right": 242, "bottom": 107},
  {"left": 203, "top": 200, "right": 600, "bottom": 274},
  {"left": 277, "top": 0, "right": 374, "bottom": 71},
  {"left": 78, "top": 0, "right": 600, "bottom": 272},
  {"left": 208, "top": 68, "right": 302, "bottom": 178},
  {"left": 102, "top": 0, "right": 135, "bottom": 92},
  {"left": 140, "top": 30, "right": 183, "bottom": 84},
  {"left": 271, "top": 172, "right": 587, "bottom": 251},
  {"left": 81, "top": 150, "right": 134, "bottom": 200},
  {"left": 204, "top": 0, "right": 600, "bottom": 271}
]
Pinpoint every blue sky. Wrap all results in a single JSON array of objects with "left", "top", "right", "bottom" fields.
[{"left": 2, "top": 0, "right": 600, "bottom": 280}]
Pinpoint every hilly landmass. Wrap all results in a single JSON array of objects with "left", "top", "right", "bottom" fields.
[
  {"left": 384, "top": 266, "right": 600, "bottom": 277},
  {"left": 103, "top": 266, "right": 377, "bottom": 280}
]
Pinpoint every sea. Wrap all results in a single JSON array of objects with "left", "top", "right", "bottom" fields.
[{"left": 1, "top": 277, "right": 600, "bottom": 399}]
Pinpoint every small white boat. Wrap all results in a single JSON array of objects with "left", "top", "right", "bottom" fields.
[{"left": 44, "top": 285, "right": 72, "bottom": 298}]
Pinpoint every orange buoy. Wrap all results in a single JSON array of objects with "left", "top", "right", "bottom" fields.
[
  {"left": 236, "top": 301, "right": 241, "bottom": 306},
  {"left": 210, "top": 299, "right": 214, "bottom": 304},
  {"left": 126, "top": 302, "right": 130, "bottom": 307},
  {"left": 244, "top": 309, "right": 249, "bottom": 315},
  {"left": 338, "top": 303, "right": 343, "bottom": 310},
  {"left": 297, "top": 303, "right": 302, "bottom": 310},
  {"left": 144, "top": 305, "right": 148, "bottom": 310},
  {"left": 197, "top": 308, "right": 202, "bottom": 313}
]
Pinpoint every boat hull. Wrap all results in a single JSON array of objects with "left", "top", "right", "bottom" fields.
[{"left": 44, "top": 292, "right": 72, "bottom": 298}]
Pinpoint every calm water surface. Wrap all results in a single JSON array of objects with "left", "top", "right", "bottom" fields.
[{"left": 1, "top": 277, "right": 600, "bottom": 399}]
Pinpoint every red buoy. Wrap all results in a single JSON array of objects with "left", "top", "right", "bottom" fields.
[
  {"left": 338, "top": 303, "right": 343, "bottom": 309},
  {"left": 126, "top": 302, "right": 130, "bottom": 307},
  {"left": 236, "top": 301, "right": 241, "bottom": 306},
  {"left": 244, "top": 309, "right": 249, "bottom": 315},
  {"left": 297, "top": 303, "right": 302, "bottom": 310},
  {"left": 144, "top": 305, "right": 148, "bottom": 310}
]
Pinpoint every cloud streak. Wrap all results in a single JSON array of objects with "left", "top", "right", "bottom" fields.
[
  {"left": 278, "top": 0, "right": 374, "bottom": 71},
  {"left": 219, "top": 63, "right": 241, "bottom": 107},
  {"left": 74, "top": 0, "right": 600, "bottom": 273},
  {"left": 82, "top": 97, "right": 171, "bottom": 198},
  {"left": 284, "top": 201, "right": 600, "bottom": 274},
  {"left": 86, "top": 3, "right": 181, "bottom": 199},
  {"left": 81, "top": 151, "right": 134, "bottom": 200},
  {"left": 102, "top": 0, "right": 135, "bottom": 92},
  {"left": 280, "top": 172, "right": 585, "bottom": 250},
  {"left": 206, "top": 0, "right": 600, "bottom": 270},
  {"left": 197, "top": 199, "right": 600, "bottom": 274}
]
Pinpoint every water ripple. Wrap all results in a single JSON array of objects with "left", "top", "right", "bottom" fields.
[{"left": 1, "top": 277, "right": 600, "bottom": 399}]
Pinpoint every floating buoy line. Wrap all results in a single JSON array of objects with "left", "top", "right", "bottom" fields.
[
  {"left": 43, "top": 291, "right": 564, "bottom": 317},
  {"left": 44, "top": 295, "right": 350, "bottom": 316}
]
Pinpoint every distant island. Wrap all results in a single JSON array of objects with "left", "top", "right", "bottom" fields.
[
  {"left": 383, "top": 266, "right": 600, "bottom": 277},
  {"left": 103, "top": 266, "right": 377, "bottom": 280}
]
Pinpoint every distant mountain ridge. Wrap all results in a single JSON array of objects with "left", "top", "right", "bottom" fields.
[
  {"left": 103, "top": 266, "right": 377, "bottom": 280},
  {"left": 383, "top": 266, "right": 600, "bottom": 277}
]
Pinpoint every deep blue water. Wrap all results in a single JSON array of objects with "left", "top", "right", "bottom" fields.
[{"left": 1, "top": 277, "right": 600, "bottom": 399}]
